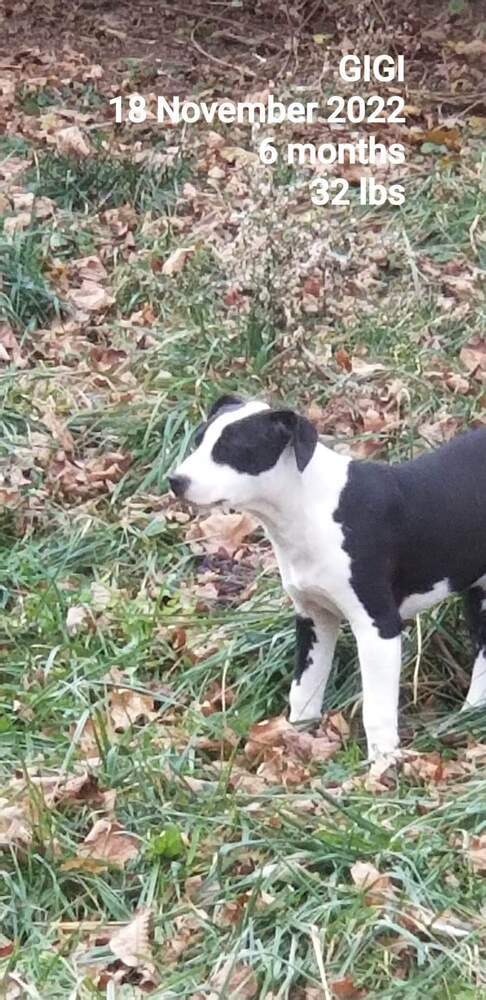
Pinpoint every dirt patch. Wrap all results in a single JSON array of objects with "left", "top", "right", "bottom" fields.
[{"left": 1, "top": 0, "right": 485, "bottom": 103}]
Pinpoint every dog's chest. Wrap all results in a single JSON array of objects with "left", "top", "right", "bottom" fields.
[{"left": 269, "top": 513, "right": 353, "bottom": 616}]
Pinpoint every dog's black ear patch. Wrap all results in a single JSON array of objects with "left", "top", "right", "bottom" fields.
[
  {"left": 207, "top": 394, "right": 244, "bottom": 420},
  {"left": 212, "top": 408, "right": 317, "bottom": 475},
  {"left": 271, "top": 410, "right": 318, "bottom": 472}
]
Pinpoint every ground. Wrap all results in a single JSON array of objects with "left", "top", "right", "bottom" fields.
[{"left": 0, "top": 0, "right": 485, "bottom": 996}]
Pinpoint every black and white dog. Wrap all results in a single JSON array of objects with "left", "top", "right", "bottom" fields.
[{"left": 169, "top": 395, "right": 486, "bottom": 761}]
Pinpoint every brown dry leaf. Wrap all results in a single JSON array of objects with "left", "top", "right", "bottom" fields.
[
  {"left": 109, "top": 908, "right": 153, "bottom": 967},
  {"left": 419, "top": 415, "right": 461, "bottom": 445},
  {"left": 417, "top": 126, "right": 461, "bottom": 150},
  {"left": 446, "top": 372, "right": 470, "bottom": 394},
  {"left": 244, "top": 713, "right": 343, "bottom": 787},
  {"left": 40, "top": 407, "right": 74, "bottom": 451},
  {"left": 198, "top": 679, "right": 236, "bottom": 715},
  {"left": 67, "top": 280, "right": 114, "bottom": 314},
  {"left": 4, "top": 211, "right": 32, "bottom": 235},
  {"left": 11, "top": 771, "right": 114, "bottom": 811},
  {"left": 210, "top": 959, "right": 258, "bottom": 998},
  {"left": 0, "top": 800, "right": 32, "bottom": 849},
  {"left": 55, "top": 125, "right": 91, "bottom": 156},
  {"left": 350, "top": 861, "right": 394, "bottom": 904},
  {"left": 78, "top": 818, "right": 140, "bottom": 866},
  {"left": 0, "top": 323, "right": 25, "bottom": 366},
  {"left": 257, "top": 749, "right": 310, "bottom": 787},
  {"left": 72, "top": 255, "right": 108, "bottom": 284},
  {"left": 220, "top": 146, "right": 259, "bottom": 167},
  {"left": 47, "top": 450, "right": 131, "bottom": 500},
  {"left": 466, "top": 834, "right": 486, "bottom": 872},
  {"left": 107, "top": 668, "right": 157, "bottom": 731},
  {"left": 335, "top": 348, "right": 352, "bottom": 372},
  {"left": 351, "top": 358, "right": 387, "bottom": 377},
  {"left": 186, "top": 511, "right": 258, "bottom": 557},
  {"left": 451, "top": 38, "right": 486, "bottom": 57},
  {"left": 162, "top": 247, "right": 194, "bottom": 275},
  {"left": 66, "top": 604, "right": 89, "bottom": 636},
  {"left": 245, "top": 715, "right": 295, "bottom": 761},
  {"left": 460, "top": 337, "right": 486, "bottom": 382},
  {"left": 330, "top": 976, "right": 367, "bottom": 998},
  {"left": 402, "top": 751, "right": 471, "bottom": 785},
  {"left": 163, "top": 911, "right": 205, "bottom": 962},
  {"left": 0, "top": 936, "right": 14, "bottom": 958}
]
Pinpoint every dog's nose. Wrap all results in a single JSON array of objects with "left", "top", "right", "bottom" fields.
[{"left": 168, "top": 473, "right": 190, "bottom": 498}]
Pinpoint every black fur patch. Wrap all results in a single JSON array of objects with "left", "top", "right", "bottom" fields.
[
  {"left": 193, "top": 395, "right": 244, "bottom": 448},
  {"left": 212, "top": 409, "right": 317, "bottom": 475},
  {"left": 334, "top": 460, "right": 403, "bottom": 639},
  {"left": 207, "top": 394, "right": 244, "bottom": 420},
  {"left": 335, "top": 427, "right": 486, "bottom": 639},
  {"left": 294, "top": 615, "right": 317, "bottom": 682}
]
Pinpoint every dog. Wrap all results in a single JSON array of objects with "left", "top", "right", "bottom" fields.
[{"left": 169, "top": 394, "right": 486, "bottom": 761}]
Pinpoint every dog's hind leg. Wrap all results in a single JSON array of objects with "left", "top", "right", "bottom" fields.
[
  {"left": 463, "top": 582, "right": 486, "bottom": 709},
  {"left": 289, "top": 610, "right": 340, "bottom": 724}
]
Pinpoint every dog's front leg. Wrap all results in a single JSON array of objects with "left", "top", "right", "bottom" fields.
[
  {"left": 352, "top": 619, "right": 402, "bottom": 760},
  {"left": 289, "top": 609, "right": 341, "bottom": 725}
]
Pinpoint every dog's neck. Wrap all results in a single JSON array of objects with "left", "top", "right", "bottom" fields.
[{"left": 243, "top": 442, "right": 350, "bottom": 541}]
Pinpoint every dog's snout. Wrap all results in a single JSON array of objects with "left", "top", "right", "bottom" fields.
[{"left": 168, "top": 473, "right": 190, "bottom": 498}]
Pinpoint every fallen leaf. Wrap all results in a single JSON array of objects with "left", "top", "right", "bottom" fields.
[
  {"left": 78, "top": 818, "right": 140, "bottom": 866},
  {"left": 162, "top": 247, "right": 194, "bottom": 275},
  {"left": 163, "top": 911, "right": 205, "bottom": 962},
  {"left": 66, "top": 605, "right": 89, "bottom": 636},
  {"left": 419, "top": 414, "right": 461, "bottom": 445},
  {"left": 0, "top": 800, "right": 31, "bottom": 849},
  {"left": 55, "top": 125, "right": 91, "bottom": 156},
  {"left": 403, "top": 751, "right": 471, "bottom": 785},
  {"left": 245, "top": 716, "right": 295, "bottom": 761},
  {"left": 219, "top": 146, "right": 259, "bottom": 166},
  {"left": 466, "top": 834, "right": 486, "bottom": 872},
  {"left": 67, "top": 280, "right": 114, "bottom": 313},
  {"left": 186, "top": 511, "right": 258, "bottom": 557},
  {"left": 333, "top": 348, "right": 351, "bottom": 372},
  {"left": 72, "top": 255, "right": 108, "bottom": 284},
  {"left": 460, "top": 337, "right": 486, "bottom": 381},
  {"left": 416, "top": 126, "right": 461, "bottom": 151},
  {"left": 451, "top": 39, "right": 486, "bottom": 57},
  {"left": 351, "top": 358, "right": 387, "bottom": 377},
  {"left": 350, "top": 861, "right": 394, "bottom": 904},
  {"left": 210, "top": 959, "right": 258, "bottom": 998},
  {"left": 330, "top": 976, "right": 367, "bottom": 998},
  {"left": 0, "top": 936, "right": 14, "bottom": 958},
  {"left": 107, "top": 669, "right": 157, "bottom": 731},
  {"left": 109, "top": 908, "right": 153, "bottom": 967}
]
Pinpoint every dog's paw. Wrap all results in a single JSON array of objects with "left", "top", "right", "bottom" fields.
[
  {"left": 365, "top": 749, "right": 403, "bottom": 791},
  {"left": 289, "top": 715, "right": 321, "bottom": 733}
]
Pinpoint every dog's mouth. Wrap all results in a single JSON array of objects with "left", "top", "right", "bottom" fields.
[{"left": 185, "top": 498, "right": 236, "bottom": 514}]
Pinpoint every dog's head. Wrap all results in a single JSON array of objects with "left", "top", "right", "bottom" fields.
[{"left": 168, "top": 395, "right": 318, "bottom": 508}]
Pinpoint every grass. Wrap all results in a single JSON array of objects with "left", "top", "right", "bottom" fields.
[
  {"left": 1, "top": 56, "right": 486, "bottom": 1000},
  {"left": 26, "top": 150, "right": 189, "bottom": 213},
  {"left": 0, "top": 227, "right": 65, "bottom": 330}
]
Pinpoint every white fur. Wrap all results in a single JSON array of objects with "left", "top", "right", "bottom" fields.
[
  {"left": 464, "top": 650, "right": 486, "bottom": 709},
  {"left": 399, "top": 580, "right": 450, "bottom": 620},
  {"left": 289, "top": 609, "right": 340, "bottom": 723}
]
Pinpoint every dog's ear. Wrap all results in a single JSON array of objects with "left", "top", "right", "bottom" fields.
[
  {"left": 271, "top": 410, "right": 318, "bottom": 472},
  {"left": 207, "top": 394, "right": 244, "bottom": 420}
]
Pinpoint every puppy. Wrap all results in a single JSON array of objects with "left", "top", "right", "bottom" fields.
[{"left": 169, "top": 395, "right": 486, "bottom": 760}]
